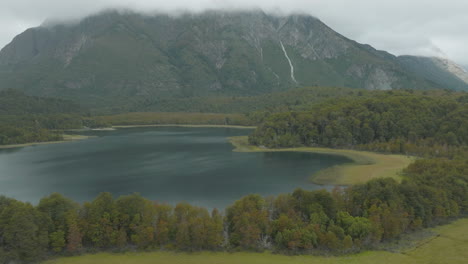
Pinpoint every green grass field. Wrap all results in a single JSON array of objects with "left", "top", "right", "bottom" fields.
[
  {"left": 43, "top": 218, "right": 468, "bottom": 264},
  {"left": 229, "top": 136, "right": 414, "bottom": 185}
]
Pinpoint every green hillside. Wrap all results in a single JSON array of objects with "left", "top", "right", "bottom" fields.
[
  {"left": 0, "top": 89, "right": 83, "bottom": 115},
  {"left": 0, "top": 11, "right": 442, "bottom": 111}
]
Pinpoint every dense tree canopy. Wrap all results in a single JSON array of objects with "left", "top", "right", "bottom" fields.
[
  {"left": 0, "top": 89, "right": 112, "bottom": 145},
  {"left": 0, "top": 90, "right": 83, "bottom": 116},
  {"left": 1, "top": 88, "right": 467, "bottom": 263},
  {"left": 0, "top": 157, "right": 466, "bottom": 263},
  {"left": 249, "top": 90, "right": 468, "bottom": 157}
]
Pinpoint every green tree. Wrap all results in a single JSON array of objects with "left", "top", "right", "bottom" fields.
[
  {"left": 49, "top": 231, "right": 66, "bottom": 253},
  {"left": 66, "top": 211, "right": 82, "bottom": 253},
  {"left": 1, "top": 202, "right": 49, "bottom": 262},
  {"left": 226, "top": 195, "right": 270, "bottom": 250},
  {"left": 82, "top": 192, "right": 118, "bottom": 248}
]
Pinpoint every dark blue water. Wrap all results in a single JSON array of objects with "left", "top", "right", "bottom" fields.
[{"left": 0, "top": 127, "right": 351, "bottom": 208}]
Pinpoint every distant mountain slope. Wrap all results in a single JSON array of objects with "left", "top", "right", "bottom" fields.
[
  {"left": 440, "top": 59, "right": 468, "bottom": 84},
  {"left": 398, "top": 56, "right": 468, "bottom": 91},
  {"left": 0, "top": 10, "right": 448, "bottom": 110},
  {"left": 134, "top": 86, "right": 361, "bottom": 114}
]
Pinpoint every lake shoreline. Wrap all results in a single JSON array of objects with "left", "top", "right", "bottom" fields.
[
  {"left": 1, "top": 126, "right": 334, "bottom": 209},
  {"left": 0, "top": 125, "right": 255, "bottom": 149},
  {"left": 228, "top": 136, "right": 414, "bottom": 185},
  {"left": 112, "top": 124, "right": 257, "bottom": 129},
  {"left": 0, "top": 135, "right": 94, "bottom": 149},
  {"left": 1, "top": 128, "right": 414, "bottom": 186}
]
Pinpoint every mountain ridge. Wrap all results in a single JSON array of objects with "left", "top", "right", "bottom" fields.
[
  {"left": 398, "top": 55, "right": 468, "bottom": 91},
  {"left": 0, "top": 10, "right": 463, "bottom": 111}
]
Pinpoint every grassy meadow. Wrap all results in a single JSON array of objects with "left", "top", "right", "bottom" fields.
[
  {"left": 229, "top": 136, "right": 414, "bottom": 185},
  {"left": 43, "top": 218, "right": 468, "bottom": 264}
]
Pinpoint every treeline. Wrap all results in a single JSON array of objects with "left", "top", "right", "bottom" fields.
[
  {"left": 4, "top": 87, "right": 466, "bottom": 147},
  {"left": 130, "top": 87, "right": 359, "bottom": 114},
  {"left": 0, "top": 89, "right": 83, "bottom": 115},
  {"left": 0, "top": 125, "right": 62, "bottom": 145},
  {"left": 0, "top": 114, "right": 112, "bottom": 145},
  {"left": 230, "top": 158, "right": 467, "bottom": 252},
  {"left": 0, "top": 89, "right": 106, "bottom": 145},
  {"left": 1, "top": 158, "right": 466, "bottom": 263},
  {"left": 249, "top": 90, "right": 468, "bottom": 157},
  {"left": 91, "top": 112, "right": 253, "bottom": 126},
  {"left": 0, "top": 110, "right": 255, "bottom": 146},
  {"left": 129, "top": 87, "right": 467, "bottom": 124}
]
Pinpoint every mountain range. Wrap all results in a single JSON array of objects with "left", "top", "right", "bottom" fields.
[{"left": 0, "top": 10, "right": 467, "bottom": 111}]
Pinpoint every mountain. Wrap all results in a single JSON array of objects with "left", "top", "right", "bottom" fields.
[
  {"left": 0, "top": 10, "right": 454, "bottom": 111},
  {"left": 398, "top": 56, "right": 468, "bottom": 91},
  {"left": 441, "top": 59, "right": 468, "bottom": 84}
]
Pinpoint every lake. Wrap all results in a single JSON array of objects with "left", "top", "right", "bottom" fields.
[{"left": 0, "top": 127, "right": 351, "bottom": 209}]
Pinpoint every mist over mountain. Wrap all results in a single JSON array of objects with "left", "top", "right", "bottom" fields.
[
  {"left": 398, "top": 56, "right": 468, "bottom": 91},
  {"left": 0, "top": 10, "right": 465, "bottom": 111}
]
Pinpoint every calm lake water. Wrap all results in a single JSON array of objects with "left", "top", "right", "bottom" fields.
[{"left": 0, "top": 127, "right": 351, "bottom": 209}]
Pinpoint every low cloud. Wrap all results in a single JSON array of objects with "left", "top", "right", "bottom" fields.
[{"left": 1, "top": 0, "right": 467, "bottom": 65}]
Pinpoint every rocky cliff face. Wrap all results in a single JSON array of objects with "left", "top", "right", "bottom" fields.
[
  {"left": 433, "top": 57, "right": 468, "bottom": 85},
  {"left": 0, "top": 10, "right": 446, "bottom": 109},
  {"left": 398, "top": 56, "right": 468, "bottom": 91}
]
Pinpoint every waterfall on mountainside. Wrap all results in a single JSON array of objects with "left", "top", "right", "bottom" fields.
[{"left": 280, "top": 41, "right": 298, "bottom": 84}]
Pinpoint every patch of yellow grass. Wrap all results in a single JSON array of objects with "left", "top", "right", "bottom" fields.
[
  {"left": 402, "top": 218, "right": 468, "bottom": 263},
  {"left": 43, "top": 218, "right": 468, "bottom": 264},
  {"left": 228, "top": 136, "right": 414, "bottom": 185}
]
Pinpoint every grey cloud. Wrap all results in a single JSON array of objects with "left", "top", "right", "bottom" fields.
[{"left": 1, "top": 0, "right": 467, "bottom": 65}]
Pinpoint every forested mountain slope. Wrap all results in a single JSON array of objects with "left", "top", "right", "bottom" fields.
[
  {"left": 0, "top": 10, "right": 448, "bottom": 110},
  {"left": 0, "top": 89, "right": 83, "bottom": 115}
]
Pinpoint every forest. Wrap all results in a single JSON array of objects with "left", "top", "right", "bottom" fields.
[
  {"left": 0, "top": 90, "right": 87, "bottom": 145},
  {"left": 249, "top": 90, "right": 468, "bottom": 158},
  {"left": 0, "top": 157, "right": 466, "bottom": 263},
  {"left": 91, "top": 112, "right": 253, "bottom": 127},
  {"left": 2, "top": 87, "right": 466, "bottom": 147},
  {"left": 0, "top": 89, "right": 254, "bottom": 145},
  {"left": 1, "top": 88, "right": 467, "bottom": 263}
]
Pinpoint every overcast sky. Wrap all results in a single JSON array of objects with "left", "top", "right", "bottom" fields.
[{"left": 1, "top": 0, "right": 467, "bottom": 67}]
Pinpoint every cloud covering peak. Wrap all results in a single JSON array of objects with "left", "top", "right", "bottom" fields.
[{"left": 1, "top": 0, "right": 467, "bottom": 65}]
